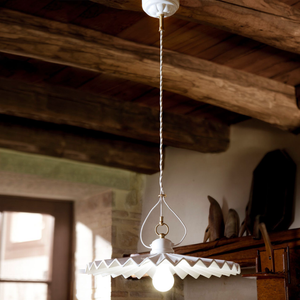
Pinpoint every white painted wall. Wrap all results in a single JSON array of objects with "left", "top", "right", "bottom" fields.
[
  {"left": 138, "top": 118, "right": 300, "bottom": 299},
  {"left": 185, "top": 273, "right": 257, "bottom": 300}
]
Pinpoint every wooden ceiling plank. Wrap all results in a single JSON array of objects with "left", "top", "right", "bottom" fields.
[
  {"left": 0, "top": 8, "right": 298, "bottom": 130},
  {"left": 78, "top": 74, "right": 132, "bottom": 95},
  {"left": 73, "top": 4, "right": 144, "bottom": 36},
  {"left": 164, "top": 100, "right": 203, "bottom": 115},
  {"left": 231, "top": 48, "right": 288, "bottom": 74},
  {"left": 1, "top": 0, "right": 53, "bottom": 15},
  {"left": 188, "top": 107, "right": 249, "bottom": 125},
  {"left": 152, "top": 22, "right": 201, "bottom": 50},
  {"left": 0, "top": 53, "right": 29, "bottom": 78},
  {"left": 221, "top": 45, "right": 270, "bottom": 70},
  {"left": 221, "top": 45, "right": 300, "bottom": 81},
  {"left": 0, "top": 53, "right": 28, "bottom": 62},
  {"left": 117, "top": 16, "right": 159, "bottom": 45},
  {"left": 36, "top": 0, "right": 94, "bottom": 23},
  {"left": 0, "top": 53, "right": 66, "bottom": 83},
  {"left": 283, "top": 0, "right": 300, "bottom": 5},
  {"left": 196, "top": 35, "right": 245, "bottom": 61},
  {"left": 44, "top": 67, "right": 98, "bottom": 89},
  {"left": 179, "top": 30, "right": 232, "bottom": 58},
  {"left": 0, "top": 78, "right": 229, "bottom": 153},
  {"left": 211, "top": 39, "right": 263, "bottom": 65},
  {"left": 258, "top": 59, "right": 300, "bottom": 79},
  {"left": 0, "top": 114, "right": 160, "bottom": 174},
  {"left": 8, "top": 59, "right": 66, "bottom": 84},
  {"left": 110, "top": 82, "right": 153, "bottom": 102},
  {"left": 292, "top": 0, "right": 300, "bottom": 8},
  {"left": 151, "top": 17, "right": 192, "bottom": 45},
  {"left": 273, "top": 67, "right": 300, "bottom": 86},
  {"left": 90, "top": 0, "right": 300, "bottom": 55}
]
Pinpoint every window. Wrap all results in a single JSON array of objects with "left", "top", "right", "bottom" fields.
[{"left": 0, "top": 195, "right": 73, "bottom": 300}]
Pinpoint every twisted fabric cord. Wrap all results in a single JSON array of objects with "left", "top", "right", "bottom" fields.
[
  {"left": 139, "top": 15, "right": 187, "bottom": 249},
  {"left": 159, "top": 23, "right": 164, "bottom": 217}
]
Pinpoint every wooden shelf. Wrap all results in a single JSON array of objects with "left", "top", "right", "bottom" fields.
[{"left": 173, "top": 228, "right": 300, "bottom": 268}]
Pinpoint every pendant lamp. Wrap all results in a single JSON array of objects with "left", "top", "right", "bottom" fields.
[{"left": 84, "top": 0, "right": 241, "bottom": 292}]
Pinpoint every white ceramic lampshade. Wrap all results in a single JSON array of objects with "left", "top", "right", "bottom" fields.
[
  {"left": 85, "top": 252, "right": 241, "bottom": 279},
  {"left": 85, "top": 239, "right": 241, "bottom": 284}
]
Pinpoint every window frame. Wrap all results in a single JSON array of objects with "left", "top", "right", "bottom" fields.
[{"left": 0, "top": 195, "right": 74, "bottom": 300}]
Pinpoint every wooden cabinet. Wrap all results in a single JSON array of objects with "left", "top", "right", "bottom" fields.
[{"left": 174, "top": 229, "right": 300, "bottom": 299}]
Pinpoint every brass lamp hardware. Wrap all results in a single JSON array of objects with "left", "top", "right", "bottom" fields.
[{"left": 155, "top": 216, "right": 169, "bottom": 238}]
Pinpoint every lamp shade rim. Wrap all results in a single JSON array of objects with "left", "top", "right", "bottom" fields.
[{"left": 84, "top": 252, "right": 241, "bottom": 280}]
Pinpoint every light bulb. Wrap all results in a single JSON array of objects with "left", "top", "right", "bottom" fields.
[{"left": 152, "top": 265, "right": 174, "bottom": 292}]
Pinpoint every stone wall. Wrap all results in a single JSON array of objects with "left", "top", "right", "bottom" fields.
[
  {"left": 75, "top": 191, "right": 113, "bottom": 300},
  {"left": 111, "top": 189, "right": 143, "bottom": 258}
]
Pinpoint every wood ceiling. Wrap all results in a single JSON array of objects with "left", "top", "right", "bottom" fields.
[{"left": 0, "top": 0, "right": 299, "bottom": 174}]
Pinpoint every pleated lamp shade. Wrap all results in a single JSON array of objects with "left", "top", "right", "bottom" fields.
[
  {"left": 85, "top": 252, "right": 241, "bottom": 279},
  {"left": 85, "top": 238, "right": 241, "bottom": 291}
]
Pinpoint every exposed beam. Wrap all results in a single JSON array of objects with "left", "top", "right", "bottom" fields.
[
  {"left": 0, "top": 78, "right": 229, "bottom": 153},
  {"left": 0, "top": 114, "right": 160, "bottom": 174},
  {"left": 91, "top": 0, "right": 300, "bottom": 56},
  {"left": 0, "top": 9, "right": 298, "bottom": 131}
]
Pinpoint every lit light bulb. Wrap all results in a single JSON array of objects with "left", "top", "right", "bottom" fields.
[{"left": 152, "top": 265, "right": 174, "bottom": 292}]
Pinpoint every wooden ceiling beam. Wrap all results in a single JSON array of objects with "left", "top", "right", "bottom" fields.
[
  {"left": 0, "top": 114, "right": 160, "bottom": 174},
  {"left": 92, "top": 0, "right": 300, "bottom": 56},
  {"left": 0, "top": 9, "right": 298, "bottom": 131},
  {"left": 0, "top": 78, "right": 229, "bottom": 153}
]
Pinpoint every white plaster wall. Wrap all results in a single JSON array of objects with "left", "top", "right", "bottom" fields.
[
  {"left": 139, "top": 118, "right": 300, "bottom": 299},
  {"left": 185, "top": 272, "right": 257, "bottom": 300}
]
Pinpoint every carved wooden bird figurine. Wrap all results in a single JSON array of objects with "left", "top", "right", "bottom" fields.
[
  {"left": 203, "top": 196, "right": 224, "bottom": 242},
  {"left": 225, "top": 209, "right": 240, "bottom": 238}
]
